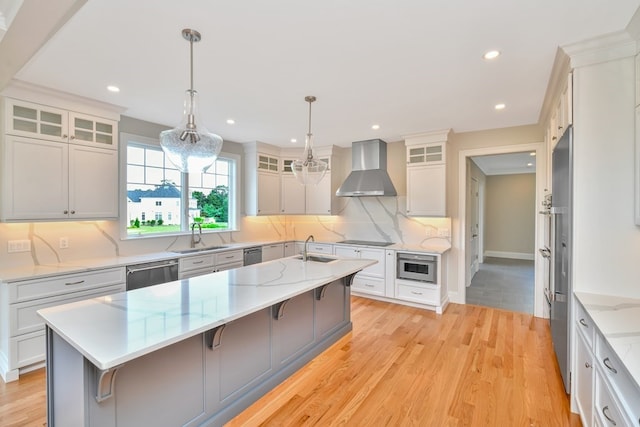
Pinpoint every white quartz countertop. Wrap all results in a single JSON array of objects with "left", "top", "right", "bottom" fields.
[
  {"left": 38, "top": 256, "right": 375, "bottom": 371},
  {"left": 574, "top": 291, "right": 640, "bottom": 390},
  {"left": 0, "top": 239, "right": 450, "bottom": 283}
]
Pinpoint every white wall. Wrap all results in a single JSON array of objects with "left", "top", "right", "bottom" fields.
[{"left": 572, "top": 55, "right": 640, "bottom": 298}]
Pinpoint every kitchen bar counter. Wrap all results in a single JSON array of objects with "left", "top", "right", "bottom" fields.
[
  {"left": 574, "top": 291, "right": 640, "bottom": 391},
  {"left": 39, "top": 256, "right": 375, "bottom": 427}
]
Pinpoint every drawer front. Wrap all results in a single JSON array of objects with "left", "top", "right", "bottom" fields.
[
  {"left": 179, "top": 253, "right": 215, "bottom": 272},
  {"left": 576, "top": 300, "right": 595, "bottom": 349},
  {"left": 307, "top": 243, "right": 332, "bottom": 254},
  {"left": 595, "top": 368, "right": 630, "bottom": 427},
  {"left": 351, "top": 275, "right": 385, "bottom": 296},
  {"left": 215, "top": 250, "right": 243, "bottom": 266},
  {"left": 396, "top": 281, "right": 440, "bottom": 305},
  {"left": 216, "top": 261, "right": 243, "bottom": 272},
  {"left": 178, "top": 267, "right": 215, "bottom": 280},
  {"left": 10, "top": 330, "right": 45, "bottom": 369},
  {"left": 595, "top": 333, "right": 640, "bottom": 423},
  {"left": 11, "top": 284, "right": 124, "bottom": 337},
  {"left": 10, "top": 267, "right": 125, "bottom": 303}
]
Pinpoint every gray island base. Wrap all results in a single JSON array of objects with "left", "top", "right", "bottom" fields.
[{"left": 39, "top": 256, "right": 375, "bottom": 427}]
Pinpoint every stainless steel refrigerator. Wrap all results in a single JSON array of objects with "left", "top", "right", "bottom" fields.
[{"left": 551, "top": 124, "right": 573, "bottom": 394}]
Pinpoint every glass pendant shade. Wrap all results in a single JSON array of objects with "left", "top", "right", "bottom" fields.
[
  {"left": 291, "top": 95, "right": 328, "bottom": 185},
  {"left": 160, "top": 89, "right": 222, "bottom": 173},
  {"left": 292, "top": 133, "right": 327, "bottom": 185}
]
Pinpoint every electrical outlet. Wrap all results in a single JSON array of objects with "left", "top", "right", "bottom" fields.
[
  {"left": 425, "top": 227, "right": 434, "bottom": 237},
  {"left": 8, "top": 240, "right": 31, "bottom": 253},
  {"left": 438, "top": 228, "right": 450, "bottom": 238},
  {"left": 59, "top": 237, "right": 69, "bottom": 249}
]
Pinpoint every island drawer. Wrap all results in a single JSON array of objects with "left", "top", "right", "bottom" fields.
[
  {"left": 11, "top": 283, "right": 125, "bottom": 337},
  {"left": 215, "top": 250, "right": 243, "bottom": 266},
  {"left": 307, "top": 243, "right": 332, "bottom": 254},
  {"left": 396, "top": 282, "right": 440, "bottom": 306},
  {"left": 351, "top": 276, "right": 384, "bottom": 296},
  {"left": 575, "top": 301, "right": 595, "bottom": 348},
  {"left": 9, "top": 267, "right": 125, "bottom": 303},
  {"left": 595, "top": 332, "right": 640, "bottom": 423},
  {"left": 179, "top": 253, "right": 215, "bottom": 272}
]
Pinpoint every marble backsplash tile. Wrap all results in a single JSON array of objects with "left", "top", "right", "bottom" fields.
[{"left": 0, "top": 196, "right": 450, "bottom": 269}]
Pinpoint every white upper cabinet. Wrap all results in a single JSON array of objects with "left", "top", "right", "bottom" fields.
[
  {"left": 404, "top": 129, "right": 450, "bottom": 217},
  {"left": 1, "top": 91, "right": 120, "bottom": 221},
  {"left": 280, "top": 146, "right": 342, "bottom": 216},
  {"left": 5, "top": 98, "right": 117, "bottom": 150},
  {"left": 244, "top": 142, "right": 281, "bottom": 216}
]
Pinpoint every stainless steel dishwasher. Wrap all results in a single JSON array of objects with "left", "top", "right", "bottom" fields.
[
  {"left": 243, "top": 246, "right": 262, "bottom": 265},
  {"left": 126, "top": 259, "right": 179, "bottom": 291}
]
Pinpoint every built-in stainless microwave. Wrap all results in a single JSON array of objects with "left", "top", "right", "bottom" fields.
[{"left": 397, "top": 252, "right": 436, "bottom": 283}]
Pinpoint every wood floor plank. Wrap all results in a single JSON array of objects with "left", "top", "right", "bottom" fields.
[{"left": 0, "top": 297, "right": 581, "bottom": 427}]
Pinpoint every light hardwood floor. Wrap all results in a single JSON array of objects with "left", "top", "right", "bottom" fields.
[{"left": 0, "top": 297, "right": 581, "bottom": 426}]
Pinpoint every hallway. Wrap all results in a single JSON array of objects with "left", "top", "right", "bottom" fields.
[{"left": 466, "top": 257, "right": 534, "bottom": 313}]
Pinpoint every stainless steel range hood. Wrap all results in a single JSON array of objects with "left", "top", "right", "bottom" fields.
[{"left": 336, "top": 139, "right": 397, "bottom": 197}]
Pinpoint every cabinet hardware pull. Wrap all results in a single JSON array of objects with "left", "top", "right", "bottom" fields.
[
  {"left": 70, "top": 135, "right": 76, "bottom": 140},
  {"left": 225, "top": 255, "right": 234, "bottom": 259},
  {"left": 65, "top": 280, "right": 85, "bottom": 286},
  {"left": 62, "top": 134, "right": 68, "bottom": 139},
  {"left": 603, "top": 358, "right": 617, "bottom": 374},
  {"left": 63, "top": 210, "right": 69, "bottom": 214},
  {"left": 70, "top": 210, "right": 75, "bottom": 214},
  {"left": 411, "top": 291, "right": 423, "bottom": 295},
  {"left": 602, "top": 406, "right": 617, "bottom": 425},
  {"left": 365, "top": 284, "right": 374, "bottom": 288},
  {"left": 579, "top": 318, "right": 588, "bottom": 327},
  {"left": 552, "top": 136, "right": 557, "bottom": 141},
  {"left": 193, "top": 260, "right": 204, "bottom": 265},
  {"left": 585, "top": 362, "right": 591, "bottom": 368}
]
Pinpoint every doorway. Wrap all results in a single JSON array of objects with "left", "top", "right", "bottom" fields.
[{"left": 456, "top": 143, "right": 547, "bottom": 318}]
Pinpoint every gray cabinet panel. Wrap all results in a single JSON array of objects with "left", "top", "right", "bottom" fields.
[
  {"left": 273, "top": 291, "right": 315, "bottom": 366},
  {"left": 315, "top": 279, "right": 347, "bottom": 339},
  {"left": 114, "top": 335, "right": 205, "bottom": 427},
  {"left": 219, "top": 308, "right": 272, "bottom": 401}
]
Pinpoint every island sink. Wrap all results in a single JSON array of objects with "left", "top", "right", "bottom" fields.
[{"left": 295, "top": 254, "right": 338, "bottom": 263}]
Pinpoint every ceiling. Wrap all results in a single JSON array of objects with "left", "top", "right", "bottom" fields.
[
  {"left": 3, "top": 0, "right": 640, "bottom": 148},
  {"left": 472, "top": 152, "right": 536, "bottom": 176}
]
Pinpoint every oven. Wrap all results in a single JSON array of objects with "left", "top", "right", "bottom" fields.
[{"left": 396, "top": 252, "right": 436, "bottom": 283}]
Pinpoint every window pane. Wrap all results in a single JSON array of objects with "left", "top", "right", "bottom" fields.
[
  {"left": 146, "top": 149, "right": 164, "bottom": 167},
  {"left": 127, "top": 165, "right": 145, "bottom": 183},
  {"left": 128, "top": 146, "right": 145, "bottom": 164},
  {"left": 216, "top": 160, "right": 228, "bottom": 175}
]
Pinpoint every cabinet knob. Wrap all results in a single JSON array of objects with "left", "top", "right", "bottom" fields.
[
  {"left": 552, "top": 136, "right": 557, "bottom": 141},
  {"left": 63, "top": 210, "right": 68, "bottom": 214},
  {"left": 62, "top": 134, "right": 68, "bottom": 139},
  {"left": 585, "top": 362, "right": 591, "bottom": 369},
  {"left": 70, "top": 135, "right": 76, "bottom": 140},
  {"left": 70, "top": 210, "right": 76, "bottom": 214}
]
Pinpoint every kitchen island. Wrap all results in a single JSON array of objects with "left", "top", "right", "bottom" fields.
[{"left": 38, "top": 255, "right": 375, "bottom": 427}]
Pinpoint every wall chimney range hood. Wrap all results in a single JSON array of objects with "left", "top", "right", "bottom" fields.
[{"left": 336, "top": 139, "right": 397, "bottom": 197}]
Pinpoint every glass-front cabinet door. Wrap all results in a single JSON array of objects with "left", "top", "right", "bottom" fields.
[
  {"left": 69, "top": 112, "right": 117, "bottom": 150},
  {"left": 5, "top": 98, "right": 69, "bottom": 142}
]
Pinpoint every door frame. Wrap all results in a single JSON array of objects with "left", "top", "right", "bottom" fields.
[{"left": 457, "top": 141, "right": 548, "bottom": 318}]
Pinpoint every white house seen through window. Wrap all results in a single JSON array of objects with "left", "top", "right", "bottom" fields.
[{"left": 124, "top": 134, "right": 236, "bottom": 237}]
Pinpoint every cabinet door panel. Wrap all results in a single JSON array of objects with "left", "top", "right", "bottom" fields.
[
  {"left": 257, "top": 172, "right": 281, "bottom": 215},
  {"left": 68, "top": 145, "right": 118, "bottom": 218},
  {"left": 281, "top": 175, "right": 305, "bottom": 214},
  {"left": 2, "top": 136, "right": 68, "bottom": 220},
  {"left": 305, "top": 172, "right": 332, "bottom": 214},
  {"left": 315, "top": 280, "right": 347, "bottom": 338},
  {"left": 273, "top": 291, "right": 314, "bottom": 366},
  {"left": 5, "top": 99, "right": 68, "bottom": 142},
  {"left": 575, "top": 331, "right": 594, "bottom": 427},
  {"left": 407, "top": 165, "right": 446, "bottom": 216}
]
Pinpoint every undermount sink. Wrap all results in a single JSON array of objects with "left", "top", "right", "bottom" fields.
[
  {"left": 295, "top": 254, "right": 338, "bottom": 263},
  {"left": 171, "top": 246, "right": 228, "bottom": 254}
]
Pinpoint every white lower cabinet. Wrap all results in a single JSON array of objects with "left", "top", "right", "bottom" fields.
[
  {"left": 262, "top": 243, "right": 284, "bottom": 262},
  {"left": 0, "top": 267, "right": 125, "bottom": 382},
  {"left": 574, "top": 298, "right": 640, "bottom": 427},
  {"left": 334, "top": 245, "right": 386, "bottom": 297}
]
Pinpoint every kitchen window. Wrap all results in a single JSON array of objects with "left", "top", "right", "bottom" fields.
[{"left": 122, "top": 133, "right": 238, "bottom": 237}]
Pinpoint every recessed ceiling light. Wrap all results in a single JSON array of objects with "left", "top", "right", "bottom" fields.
[
  {"left": 494, "top": 103, "right": 506, "bottom": 110},
  {"left": 527, "top": 162, "right": 533, "bottom": 167},
  {"left": 290, "top": 138, "right": 297, "bottom": 143},
  {"left": 529, "top": 152, "right": 536, "bottom": 156},
  {"left": 106, "top": 85, "right": 120, "bottom": 93},
  {"left": 371, "top": 124, "right": 380, "bottom": 130},
  {"left": 483, "top": 50, "right": 500, "bottom": 60},
  {"left": 226, "top": 119, "right": 235, "bottom": 125}
]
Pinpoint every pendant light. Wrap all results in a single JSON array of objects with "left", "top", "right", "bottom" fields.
[
  {"left": 160, "top": 29, "right": 223, "bottom": 173},
  {"left": 292, "top": 96, "right": 328, "bottom": 185}
]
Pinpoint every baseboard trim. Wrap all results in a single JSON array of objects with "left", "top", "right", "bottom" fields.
[{"left": 483, "top": 251, "right": 534, "bottom": 261}]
